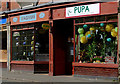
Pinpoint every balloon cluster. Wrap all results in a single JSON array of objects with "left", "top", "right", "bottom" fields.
[
  {"left": 78, "top": 25, "right": 95, "bottom": 44},
  {"left": 77, "top": 23, "right": 118, "bottom": 44},
  {"left": 100, "top": 23, "right": 118, "bottom": 41}
]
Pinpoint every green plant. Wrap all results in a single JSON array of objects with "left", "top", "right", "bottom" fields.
[
  {"left": 92, "top": 58, "right": 102, "bottom": 61},
  {"left": 80, "top": 49, "right": 89, "bottom": 62},
  {"left": 86, "top": 39, "right": 96, "bottom": 58}
]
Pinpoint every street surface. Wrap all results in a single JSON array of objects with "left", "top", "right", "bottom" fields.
[{"left": 1, "top": 68, "right": 119, "bottom": 83}]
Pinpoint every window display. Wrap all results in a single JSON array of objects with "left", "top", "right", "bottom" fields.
[
  {"left": 75, "top": 15, "right": 118, "bottom": 64},
  {"left": 12, "top": 30, "right": 34, "bottom": 61},
  {"left": 12, "top": 22, "right": 49, "bottom": 61}
]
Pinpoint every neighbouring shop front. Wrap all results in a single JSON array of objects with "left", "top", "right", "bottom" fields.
[
  {"left": 10, "top": 10, "right": 50, "bottom": 73},
  {"left": 0, "top": 16, "right": 7, "bottom": 68}
]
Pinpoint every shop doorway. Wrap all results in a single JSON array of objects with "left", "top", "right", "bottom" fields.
[
  {"left": 2, "top": 31, "right": 7, "bottom": 50},
  {"left": 53, "top": 19, "right": 73, "bottom": 75},
  {"left": 1, "top": 31, "right": 7, "bottom": 64}
]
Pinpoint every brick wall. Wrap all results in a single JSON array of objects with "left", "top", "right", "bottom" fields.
[
  {"left": 0, "top": 62, "right": 7, "bottom": 68},
  {"left": 11, "top": 64, "right": 49, "bottom": 73},
  {"left": 74, "top": 66, "right": 118, "bottom": 77},
  {"left": 10, "top": 0, "right": 20, "bottom": 10},
  {"left": 34, "top": 64, "right": 49, "bottom": 73},
  {"left": 1, "top": 2, "right": 7, "bottom": 11},
  {"left": 1, "top": 0, "right": 69, "bottom": 11},
  {"left": 0, "top": 1, "right": 1, "bottom": 11},
  {"left": 0, "top": 0, "right": 20, "bottom": 11},
  {"left": 38, "top": 0, "right": 52, "bottom": 5},
  {"left": 11, "top": 64, "right": 34, "bottom": 71}
]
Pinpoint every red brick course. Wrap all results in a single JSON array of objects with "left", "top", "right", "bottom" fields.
[
  {"left": 10, "top": 1, "right": 20, "bottom": 10},
  {"left": 11, "top": 64, "right": 34, "bottom": 71},
  {"left": 1, "top": 2, "right": 7, "bottom": 11},
  {"left": 74, "top": 66, "right": 118, "bottom": 77},
  {"left": 0, "top": 62, "right": 7, "bottom": 68}
]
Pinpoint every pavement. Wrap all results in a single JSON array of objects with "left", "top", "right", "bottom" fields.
[{"left": 1, "top": 68, "right": 119, "bottom": 83}]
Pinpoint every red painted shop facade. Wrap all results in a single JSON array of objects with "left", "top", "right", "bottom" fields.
[{"left": 9, "top": 2, "right": 119, "bottom": 78}]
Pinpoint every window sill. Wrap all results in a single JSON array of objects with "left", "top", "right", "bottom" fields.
[
  {"left": 72, "top": 62, "right": 118, "bottom": 68},
  {"left": 11, "top": 61, "right": 34, "bottom": 64},
  {"left": 11, "top": 61, "right": 49, "bottom": 64}
]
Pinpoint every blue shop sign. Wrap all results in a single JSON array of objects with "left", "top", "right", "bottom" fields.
[
  {"left": 0, "top": 18, "right": 7, "bottom": 24},
  {"left": 20, "top": 13, "right": 36, "bottom": 22}
]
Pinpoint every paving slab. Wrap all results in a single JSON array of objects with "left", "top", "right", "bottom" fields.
[{"left": 1, "top": 68, "right": 119, "bottom": 83}]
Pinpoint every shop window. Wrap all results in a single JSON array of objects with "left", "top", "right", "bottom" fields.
[
  {"left": 0, "top": 27, "right": 2, "bottom": 30},
  {"left": 75, "top": 18, "right": 84, "bottom": 23},
  {"left": 75, "top": 22, "right": 118, "bottom": 64},
  {"left": 16, "top": 25, "right": 22, "bottom": 29},
  {"left": 85, "top": 17, "right": 94, "bottom": 22},
  {"left": 28, "top": 24, "right": 34, "bottom": 28},
  {"left": 2, "top": 31, "right": 7, "bottom": 49},
  {"left": 23, "top": 25, "right": 28, "bottom": 29},
  {"left": 96, "top": 16, "right": 105, "bottom": 22},
  {"left": 12, "top": 30, "right": 34, "bottom": 61},
  {"left": 107, "top": 15, "right": 117, "bottom": 21},
  {"left": 3, "top": 26, "right": 7, "bottom": 29},
  {"left": 12, "top": 26, "right": 16, "bottom": 30},
  {"left": 34, "top": 24, "right": 49, "bottom": 61}
]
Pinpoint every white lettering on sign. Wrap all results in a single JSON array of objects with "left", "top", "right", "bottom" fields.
[{"left": 66, "top": 3, "right": 100, "bottom": 17}]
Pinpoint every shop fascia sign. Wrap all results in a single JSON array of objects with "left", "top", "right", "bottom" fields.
[
  {"left": 0, "top": 18, "right": 7, "bottom": 24},
  {"left": 66, "top": 3, "right": 100, "bottom": 17},
  {"left": 20, "top": 13, "right": 37, "bottom": 22},
  {"left": 13, "top": 12, "right": 45, "bottom": 23}
]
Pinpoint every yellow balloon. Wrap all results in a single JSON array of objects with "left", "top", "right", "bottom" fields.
[
  {"left": 105, "top": 24, "right": 114, "bottom": 32},
  {"left": 31, "top": 41, "right": 34, "bottom": 45},
  {"left": 111, "top": 32, "right": 117, "bottom": 37},
  {"left": 117, "top": 36, "right": 118, "bottom": 40},
  {"left": 80, "top": 36, "right": 88, "bottom": 44},
  {"left": 85, "top": 31, "right": 92, "bottom": 39},
  {"left": 111, "top": 29, "right": 116, "bottom": 33},
  {"left": 90, "top": 27, "right": 95, "bottom": 33},
  {"left": 85, "top": 31, "right": 91, "bottom": 36}
]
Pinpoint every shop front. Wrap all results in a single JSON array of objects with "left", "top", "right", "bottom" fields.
[
  {"left": 8, "top": 1, "right": 119, "bottom": 79},
  {"left": 49, "top": 2, "right": 119, "bottom": 79},
  {"left": 9, "top": 10, "right": 50, "bottom": 73},
  {"left": 72, "top": 3, "right": 119, "bottom": 79},
  {"left": 0, "top": 16, "right": 7, "bottom": 68}
]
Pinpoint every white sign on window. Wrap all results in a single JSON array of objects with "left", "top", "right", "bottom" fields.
[
  {"left": 105, "top": 56, "right": 114, "bottom": 64},
  {"left": 66, "top": 3, "right": 100, "bottom": 17}
]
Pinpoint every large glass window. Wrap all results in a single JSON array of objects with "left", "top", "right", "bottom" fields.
[
  {"left": 12, "top": 22, "right": 49, "bottom": 61},
  {"left": 34, "top": 23, "right": 49, "bottom": 61},
  {"left": 75, "top": 15, "right": 118, "bottom": 64},
  {"left": 12, "top": 29, "right": 34, "bottom": 61}
]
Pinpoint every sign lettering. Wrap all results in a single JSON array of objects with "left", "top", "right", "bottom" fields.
[
  {"left": 20, "top": 13, "right": 36, "bottom": 22},
  {"left": 66, "top": 3, "right": 100, "bottom": 17}
]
